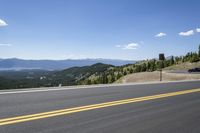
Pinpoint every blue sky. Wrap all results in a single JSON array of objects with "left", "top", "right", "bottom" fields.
[{"left": 0, "top": 0, "right": 200, "bottom": 60}]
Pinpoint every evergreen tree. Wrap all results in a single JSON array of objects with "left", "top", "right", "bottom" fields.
[
  {"left": 170, "top": 56, "right": 175, "bottom": 65},
  {"left": 190, "top": 53, "right": 199, "bottom": 63},
  {"left": 141, "top": 63, "right": 147, "bottom": 72},
  {"left": 147, "top": 62, "right": 150, "bottom": 71},
  {"left": 163, "top": 60, "right": 168, "bottom": 68},
  {"left": 198, "top": 45, "right": 200, "bottom": 58}
]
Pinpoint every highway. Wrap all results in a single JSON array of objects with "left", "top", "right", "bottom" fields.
[{"left": 0, "top": 80, "right": 200, "bottom": 133}]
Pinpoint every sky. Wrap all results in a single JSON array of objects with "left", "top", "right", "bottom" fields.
[{"left": 0, "top": 0, "right": 200, "bottom": 60}]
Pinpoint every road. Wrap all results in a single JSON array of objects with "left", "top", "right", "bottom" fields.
[{"left": 0, "top": 80, "right": 200, "bottom": 133}]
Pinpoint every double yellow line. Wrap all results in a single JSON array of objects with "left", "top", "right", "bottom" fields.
[{"left": 0, "top": 88, "right": 200, "bottom": 126}]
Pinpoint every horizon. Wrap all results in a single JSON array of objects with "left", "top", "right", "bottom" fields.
[
  {"left": 0, "top": 51, "right": 190, "bottom": 61},
  {"left": 1, "top": 0, "right": 200, "bottom": 60},
  {"left": 0, "top": 57, "right": 136, "bottom": 61}
]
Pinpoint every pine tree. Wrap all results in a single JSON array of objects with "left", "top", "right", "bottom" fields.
[
  {"left": 147, "top": 62, "right": 150, "bottom": 71},
  {"left": 170, "top": 56, "right": 175, "bottom": 65},
  {"left": 190, "top": 53, "right": 199, "bottom": 63},
  {"left": 141, "top": 63, "right": 147, "bottom": 71},
  {"left": 198, "top": 45, "right": 200, "bottom": 58}
]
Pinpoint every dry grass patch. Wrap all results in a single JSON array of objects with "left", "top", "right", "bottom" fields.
[{"left": 117, "top": 71, "right": 200, "bottom": 83}]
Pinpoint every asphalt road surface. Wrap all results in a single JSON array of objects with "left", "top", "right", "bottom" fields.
[{"left": 0, "top": 80, "right": 200, "bottom": 133}]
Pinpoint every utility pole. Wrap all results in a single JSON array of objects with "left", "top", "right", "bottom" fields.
[{"left": 159, "top": 53, "right": 165, "bottom": 81}]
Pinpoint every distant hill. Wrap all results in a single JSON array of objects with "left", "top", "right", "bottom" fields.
[
  {"left": 0, "top": 63, "right": 113, "bottom": 89},
  {"left": 49, "top": 63, "right": 113, "bottom": 86},
  {"left": 0, "top": 58, "right": 135, "bottom": 70}
]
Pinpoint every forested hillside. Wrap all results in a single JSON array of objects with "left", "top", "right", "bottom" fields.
[{"left": 0, "top": 63, "right": 113, "bottom": 89}]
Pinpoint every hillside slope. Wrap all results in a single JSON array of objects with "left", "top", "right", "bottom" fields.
[
  {"left": 50, "top": 63, "right": 113, "bottom": 86},
  {"left": 116, "top": 61, "right": 200, "bottom": 84},
  {"left": 0, "top": 63, "right": 113, "bottom": 89},
  {"left": 163, "top": 62, "right": 200, "bottom": 71}
]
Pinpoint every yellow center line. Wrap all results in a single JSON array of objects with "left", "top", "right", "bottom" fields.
[{"left": 0, "top": 88, "right": 200, "bottom": 126}]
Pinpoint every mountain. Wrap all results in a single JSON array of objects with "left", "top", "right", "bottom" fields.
[
  {"left": 0, "top": 58, "right": 135, "bottom": 71},
  {"left": 49, "top": 63, "right": 113, "bottom": 86},
  {"left": 0, "top": 63, "right": 114, "bottom": 89}
]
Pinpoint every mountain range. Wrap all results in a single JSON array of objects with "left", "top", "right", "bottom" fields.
[{"left": 0, "top": 58, "right": 136, "bottom": 71}]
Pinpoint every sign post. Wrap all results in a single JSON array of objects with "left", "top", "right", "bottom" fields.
[
  {"left": 160, "top": 69, "right": 162, "bottom": 81},
  {"left": 159, "top": 53, "right": 165, "bottom": 82}
]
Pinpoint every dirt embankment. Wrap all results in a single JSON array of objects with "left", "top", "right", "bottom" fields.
[
  {"left": 163, "top": 62, "right": 200, "bottom": 71},
  {"left": 117, "top": 71, "right": 200, "bottom": 84}
]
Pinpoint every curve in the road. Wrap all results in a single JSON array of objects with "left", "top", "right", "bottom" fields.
[{"left": 0, "top": 87, "right": 200, "bottom": 126}]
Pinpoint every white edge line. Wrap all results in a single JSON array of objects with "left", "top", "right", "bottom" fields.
[{"left": 0, "top": 79, "right": 200, "bottom": 95}]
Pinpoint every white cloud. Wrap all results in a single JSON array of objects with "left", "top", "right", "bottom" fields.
[
  {"left": 179, "top": 30, "right": 194, "bottom": 36},
  {"left": 116, "top": 43, "right": 139, "bottom": 50},
  {"left": 0, "top": 43, "right": 12, "bottom": 46},
  {"left": 155, "top": 32, "right": 166, "bottom": 37},
  {"left": 123, "top": 43, "right": 139, "bottom": 49},
  {"left": 0, "top": 19, "right": 8, "bottom": 27},
  {"left": 196, "top": 28, "right": 200, "bottom": 33}
]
